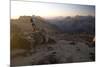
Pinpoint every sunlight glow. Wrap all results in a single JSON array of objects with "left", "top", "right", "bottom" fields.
[{"left": 11, "top": 1, "right": 95, "bottom": 19}]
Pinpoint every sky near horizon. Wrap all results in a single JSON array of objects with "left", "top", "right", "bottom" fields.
[{"left": 11, "top": 1, "right": 95, "bottom": 19}]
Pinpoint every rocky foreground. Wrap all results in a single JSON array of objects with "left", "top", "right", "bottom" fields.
[{"left": 11, "top": 33, "right": 95, "bottom": 66}]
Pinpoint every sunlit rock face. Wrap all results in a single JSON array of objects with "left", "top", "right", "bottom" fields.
[
  {"left": 11, "top": 16, "right": 33, "bottom": 33},
  {"left": 31, "top": 15, "right": 58, "bottom": 44}
]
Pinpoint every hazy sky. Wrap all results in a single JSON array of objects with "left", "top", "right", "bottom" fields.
[{"left": 11, "top": 1, "right": 95, "bottom": 19}]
